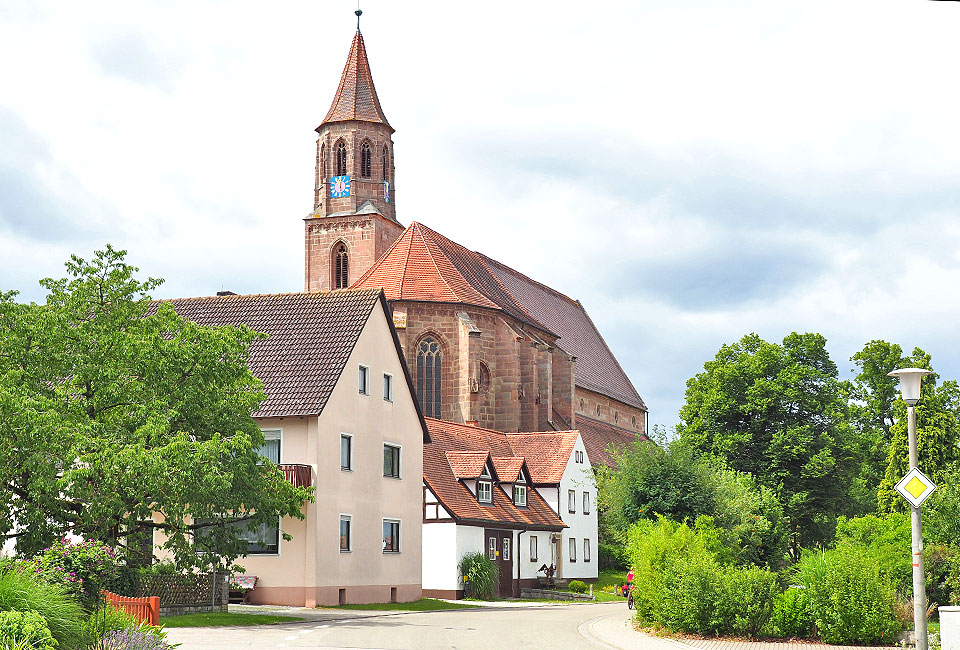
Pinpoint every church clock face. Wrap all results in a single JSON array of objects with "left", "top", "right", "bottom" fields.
[{"left": 330, "top": 175, "right": 351, "bottom": 198}]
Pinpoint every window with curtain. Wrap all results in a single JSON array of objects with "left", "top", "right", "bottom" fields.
[{"left": 416, "top": 337, "right": 442, "bottom": 418}]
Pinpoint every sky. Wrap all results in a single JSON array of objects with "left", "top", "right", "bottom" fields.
[{"left": 2, "top": 0, "right": 960, "bottom": 431}]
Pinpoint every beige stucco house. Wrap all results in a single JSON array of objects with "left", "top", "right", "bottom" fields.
[{"left": 164, "top": 289, "right": 429, "bottom": 607}]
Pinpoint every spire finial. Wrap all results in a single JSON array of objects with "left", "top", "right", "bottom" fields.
[{"left": 355, "top": 7, "right": 362, "bottom": 32}]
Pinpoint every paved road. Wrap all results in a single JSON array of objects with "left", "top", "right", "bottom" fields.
[{"left": 165, "top": 602, "right": 684, "bottom": 650}]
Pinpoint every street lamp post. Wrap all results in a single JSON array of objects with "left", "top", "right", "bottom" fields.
[{"left": 888, "top": 367, "right": 934, "bottom": 650}]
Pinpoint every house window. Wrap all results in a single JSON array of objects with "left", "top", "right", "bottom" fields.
[
  {"left": 584, "top": 539, "right": 591, "bottom": 562},
  {"left": 335, "top": 244, "right": 349, "bottom": 289},
  {"left": 340, "top": 515, "right": 351, "bottom": 552},
  {"left": 503, "top": 538, "right": 510, "bottom": 561},
  {"left": 234, "top": 519, "right": 279, "bottom": 555},
  {"left": 340, "top": 434, "right": 352, "bottom": 471},
  {"left": 383, "top": 444, "right": 400, "bottom": 479},
  {"left": 257, "top": 429, "right": 281, "bottom": 464},
  {"left": 478, "top": 480, "right": 492, "bottom": 504},
  {"left": 514, "top": 485, "right": 527, "bottom": 507},
  {"left": 530, "top": 535, "right": 538, "bottom": 562},
  {"left": 568, "top": 490, "right": 576, "bottom": 513},
  {"left": 359, "top": 365, "right": 370, "bottom": 395},
  {"left": 382, "top": 519, "right": 400, "bottom": 553},
  {"left": 416, "top": 337, "right": 442, "bottom": 418},
  {"left": 360, "top": 141, "right": 372, "bottom": 178},
  {"left": 574, "top": 450, "right": 583, "bottom": 464},
  {"left": 381, "top": 145, "right": 389, "bottom": 181},
  {"left": 383, "top": 373, "right": 393, "bottom": 402},
  {"left": 569, "top": 537, "right": 577, "bottom": 562},
  {"left": 488, "top": 537, "right": 496, "bottom": 560},
  {"left": 335, "top": 139, "right": 347, "bottom": 176},
  {"left": 583, "top": 491, "right": 591, "bottom": 515}
]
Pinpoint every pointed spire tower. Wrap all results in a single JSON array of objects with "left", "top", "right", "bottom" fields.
[{"left": 305, "top": 14, "right": 405, "bottom": 292}]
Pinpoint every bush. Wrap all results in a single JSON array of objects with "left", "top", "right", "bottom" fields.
[
  {"left": 0, "top": 568, "right": 84, "bottom": 649},
  {"left": 722, "top": 564, "right": 779, "bottom": 636},
  {"left": 0, "top": 610, "right": 57, "bottom": 650},
  {"left": 457, "top": 553, "right": 497, "bottom": 600},
  {"left": 94, "top": 629, "right": 174, "bottom": 650},
  {"left": 764, "top": 587, "right": 813, "bottom": 638},
  {"left": 568, "top": 580, "right": 587, "bottom": 594},
  {"left": 797, "top": 547, "right": 901, "bottom": 645},
  {"left": 28, "top": 539, "right": 119, "bottom": 609}
]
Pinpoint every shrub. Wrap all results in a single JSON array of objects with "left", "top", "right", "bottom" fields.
[
  {"left": 94, "top": 629, "right": 174, "bottom": 650},
  {"left": 0, "top": 610, "right": 57, "bottom": 650},
  {"left": 797, "top": 547, "right": 901, "bottom": 645},
  {"left": 28, "top": 539, "right": 119, "bottom": 609},
  {"left": 722, "top": 564, "right": 779, "bottom": 636},
  {"left": 0, "top": 568, "right": 84, "bottom": 649},
  {"left": 457, "top": 552, "right": 497, "bottom": 600},
  {"left": 568, "top": 580, "right": 587, "bottom": 594},
  {"left": 657, "top": 552, "right": 727, "bottom": 634},
  {"left": 764, "top": 587, "right": 813, "bottom": 638}
]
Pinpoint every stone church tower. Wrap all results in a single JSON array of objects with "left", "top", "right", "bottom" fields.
[{"left": 304, "top": 27, "right": 404, "bottom": 292}]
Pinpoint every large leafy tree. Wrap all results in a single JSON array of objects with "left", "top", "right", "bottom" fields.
[
  {"left": 843, "top": 340, "right": 960, "bottom": 513},
  {"left": 676, "top": 332, "right": 854, "bottom": 553},
  {"left": 0, "top": 247, "right": 312, "bottom": 568}
]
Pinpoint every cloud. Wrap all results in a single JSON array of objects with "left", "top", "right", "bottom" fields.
[{"left": 91, "top": 34, "right": 176, "bottom": 90}]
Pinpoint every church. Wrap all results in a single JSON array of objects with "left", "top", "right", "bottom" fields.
[{"left": 303, "top": 23, "right": 648, "bottom": 466}]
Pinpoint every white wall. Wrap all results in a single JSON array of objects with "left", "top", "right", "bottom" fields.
[
  {"left": 558, "top": 435, "right": 598, "bottom": 581},
  {"left": 422, "top": 522, "right": 457, "bottom": 591}
]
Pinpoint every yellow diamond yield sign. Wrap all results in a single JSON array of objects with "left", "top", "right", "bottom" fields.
[{"left": 895, "top": 468, "right": 936, "bottom": 508}]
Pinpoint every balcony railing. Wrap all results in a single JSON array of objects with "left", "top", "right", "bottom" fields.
[{"left": 278, "top": 464, "right": 312, "bottom": 488}]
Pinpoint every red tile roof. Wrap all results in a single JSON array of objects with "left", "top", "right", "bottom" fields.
[
  {"left": 424, "top": 419, "right": 565, "bottom": 531},
  {"left": 446, "top": 451, "right": 490, "bottom": 479},
  {"left": 320, "top": 31, "right": 391, "bottom": 129},
  {"left": 504, "top": 431, "right": 579, "bottom": 484},
  {"left": 352, "top": 222, "right": 645, "bottom": 411},
  {"left": 554, "top": 411, "right": 646, "bottom": 468},
  {"left": 491, "top": 456, "right": 525, "bottom": 482}
]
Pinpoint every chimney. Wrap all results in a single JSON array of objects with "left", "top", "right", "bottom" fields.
[
  {"left": 466, "top": 420, "right": 479, "bottom": 427},
  {"left": 217, "top": 290, "right": 236, "bottom": 296}
]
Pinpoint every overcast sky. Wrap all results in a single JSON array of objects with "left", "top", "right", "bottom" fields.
[{"left": 2, "top": 1, "right": 959, "bottom": 430}]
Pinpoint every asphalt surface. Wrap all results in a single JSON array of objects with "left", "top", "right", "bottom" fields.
[{"left": 164, "top": 601, "right": 677, "bottom": 650}]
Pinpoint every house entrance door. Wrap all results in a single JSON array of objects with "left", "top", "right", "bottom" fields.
[{"left": 484, "top": 529, "right": 514, "bottom": 598}]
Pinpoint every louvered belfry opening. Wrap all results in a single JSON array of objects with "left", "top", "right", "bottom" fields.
[
  {"left": 360, "top": 141, "right": 372, "bottom": 178},
  {"left": 335, "top": 244, "right": 349, "bottom": 289},
  {"left": 417, "top": 337, "right": 442, "bottom": 418},
  {"left": 336, "top": 139, "right": 347, "bottom": 176},
  {"left": 381, "top": 145, "right": 389, "bottom": 181}
]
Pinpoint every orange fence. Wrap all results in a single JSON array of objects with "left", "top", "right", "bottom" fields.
[{"left": 102, "top": 590, "right": 160, "bottom": 626}]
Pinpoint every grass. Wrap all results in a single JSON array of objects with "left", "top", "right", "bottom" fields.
[
  {"left": 327, "top": 598, "right": 476, "bottom": 611},
  {"left": 598, "top": 569, "right": 627, "bottom": 593},
  {"left": 160, "top": 612, "right": 304, "bottom": 627}
]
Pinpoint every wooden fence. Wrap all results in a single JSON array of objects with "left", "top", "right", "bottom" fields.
[{"left": 102, "top": 590, "right": 160, "bottom": 626}]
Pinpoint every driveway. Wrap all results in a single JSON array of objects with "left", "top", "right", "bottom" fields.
[{"left": 164, "top": 601, "right": 682, "bottom": 650}]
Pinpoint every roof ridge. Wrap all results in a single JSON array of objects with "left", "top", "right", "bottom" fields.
[
  {"left": 158, "top": 288, "right": 381, "bottom": 303},
  {"left": 478, "top": 252, "right": 580, "bottom": 307}
]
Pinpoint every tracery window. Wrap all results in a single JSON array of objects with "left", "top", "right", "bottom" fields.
[
  {"left": 335, "top": 139, "right": 347, "bottom": 176},
  {"left": 416, "top": 337, "right": 442, "bottom": 418},
  {"left": 335, "top": 243, "right": 349, "bottom": 289},
  {"left": 360, "top": 141, "right": 372, "bottom": 178}
]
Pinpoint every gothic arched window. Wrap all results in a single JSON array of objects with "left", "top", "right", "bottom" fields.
[
  {"left": 334, "top": 243, "right": 349, "bottom": 289},
  {"left": 335, "top": 139, "right": 347, "bottom": 176},
  {"left": 381, "top": 145, "right": 389, "bottom": 181},
  {"left": 360, "top": 141, "right": 372, "bottom": 178},
  {"left": 320, "top": 143, "right": 326, "bottom": 177},
  {"left": 417, "top": 337, "right": 442, "bottom": 418}
]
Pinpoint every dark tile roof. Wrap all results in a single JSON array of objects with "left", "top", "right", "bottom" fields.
[
  {"left": 353, "top": 221, "right": 646, "bottom": 411},
  {"left": 321, "top": 31, "right": 391, "bottom": 129},
  {"left": 162, "top": 289, "right": 382, "bottom": 419},
  {"left": 424, "top": 419, "right": 566, "bottom": 531},
  {"left": 560, "top": 412, "right": 646, "bottom": 468}
]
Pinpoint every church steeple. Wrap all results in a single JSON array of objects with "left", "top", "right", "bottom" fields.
[
  {"left": 320, "top": 29, "right": 392, "bottom": 130},
  {"left": 305, "top": 22, "right": 404, "bottom": 293}
]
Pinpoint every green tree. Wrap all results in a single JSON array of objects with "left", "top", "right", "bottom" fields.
[
  {"left": 0, "top": 246, "right": 312, "bottom": 568},
  {"left": 676, "top": 332, "right": 854, "bottom": 554}
]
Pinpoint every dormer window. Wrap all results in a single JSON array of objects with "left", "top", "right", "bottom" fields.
[
  {"left": 513, "top": 485, "right": 527, "bottom": 507},
  {"left": 478, "top": 466, "right": 492, "bottom": 503}
]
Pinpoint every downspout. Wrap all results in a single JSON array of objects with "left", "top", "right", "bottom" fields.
[{"left": 516, "top": 529, "right": 527, "bottom": 598}]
